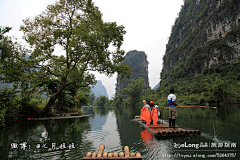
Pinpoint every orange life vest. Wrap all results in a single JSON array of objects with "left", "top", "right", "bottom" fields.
[
  {"left": 140, "top": 107, "right": 151, "bottom": 125},
  {"left": 151, "top": 106, "right": 158, "bottom": 125}
]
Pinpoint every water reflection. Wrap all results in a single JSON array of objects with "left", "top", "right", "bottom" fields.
[
  {"left": 141, "top": 129, "right": 154, "bottom": 147},
  {"left": 111, "top": 104, "right": 240, "bottom": 159},
  {"left": 0, "top": 104, "right": 239, "bottom": 159},
  {"left": 0, "top": 117, "right": 92, "bottom": 159},
  {"left": 85, "top": 110, "right": 122, "bottom": 152}
]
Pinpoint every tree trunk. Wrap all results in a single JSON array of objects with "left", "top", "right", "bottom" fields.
[{"left": 42, "top": 80, "right": 66, "bottom": 114}]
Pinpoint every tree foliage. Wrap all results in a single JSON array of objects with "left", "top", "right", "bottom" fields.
[
  {"left": 88, "top": 93, "right": 95, "bottom": 105},
  {"left": 19, "top": 0, "right": 130, "bottom": 113},
  {"left": 122, "top": 77, "right": 144, "bottom": 106},
  {"left": 111, "top": 93, "right": 124, "bottom": 107},
  {"left": 0, "top": 88, "right": 17, "bottom": 127},
  {"left": 0, "top": 26, "right": 36, "bottom": 103},
  {"left": 74, "top": 86, "right": 91, "bottom": 107},
  {"left": 158, "top": 0, "right": 240, "bottom": 105},
  {"left": 93, "top": 95, "right": 109, "bottom": 107}
]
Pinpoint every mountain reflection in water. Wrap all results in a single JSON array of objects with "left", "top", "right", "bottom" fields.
[{"left": 0, "top": 105, "right": 239, "bottom": 159}]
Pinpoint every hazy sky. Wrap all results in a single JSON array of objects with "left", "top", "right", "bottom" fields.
[{"left": 0, "top": 0, "right": 184, "bottom": 98}]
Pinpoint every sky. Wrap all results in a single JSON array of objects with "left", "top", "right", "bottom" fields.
[{"left": 0, "top": 0, "right": 184, "bottom": 98}]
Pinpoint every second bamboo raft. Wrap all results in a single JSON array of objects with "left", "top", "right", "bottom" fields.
[{"left": 83, "top": 144, "right": 142, "bottom": 159}]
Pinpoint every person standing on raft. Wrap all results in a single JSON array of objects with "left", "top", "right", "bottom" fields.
[
  {"left": 150, "top": 101, "right": 159, "bottom": 125},
  {"left": 168, "top": 88, "right": 180, "bottom": 128},
  {"left": 140, "top": 100, "right": 151, "bottom": 125}
]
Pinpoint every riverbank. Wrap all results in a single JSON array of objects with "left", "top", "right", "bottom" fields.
[{"left": 27, "top": 114, "right": 90, "bottom": 120}]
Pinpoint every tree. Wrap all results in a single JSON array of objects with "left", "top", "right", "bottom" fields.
[
  {"left": 210, "top": 77, "right": 226, "bottom": 105},
  {"left": 0, "top": 26, "right": 12, "bottom": 41},
  {"left": 74, "top": 86, "right": 91, "bottom": 107},
  {"left": 0, "top": 26, "right": 23, "bottom": 84},
  {"left": 1, "top": 26, "right": 35, "bottom": 101},
  {"left": 204, "top": 76, "right": 226, "bottom": 104},
  {"left": 237, "top": 82, "right": 240, "bottom": 103},
  {"left": 112, "top": 93, "right": 124, "bottom": 107},
  {"left": 88, "top": 93, "right": 95, "bottom": 105},
  {"left": 93, "top": 95, "right": 109, "bottom": 107},
  {"left": 192, "top": 74, "right": 207, "bottom": 93},
  {"left": 122, "top": 77, "right": 144, "bottom": 106},
  {"left": 20, "top": 0, "right": 130, "bottom": 113},
  {"left": 142, "top": 88, "right": 158, "bottom": 103},
  {"left": 0, "top": 88, "right": 17, "bottom": 127}
]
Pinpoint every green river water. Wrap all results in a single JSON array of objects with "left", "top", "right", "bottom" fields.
[{"left": 0, "top": 104, "right": 239, "bottom": 159}]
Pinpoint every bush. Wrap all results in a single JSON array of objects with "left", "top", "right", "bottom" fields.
[
  {"left": 5, "top": 105, "right": 20, "bottom": 123},
  {"left": 93, "top": 96, "right": 109, "bottom": 107},
  {"left": 0, "top": 109, "right": 5, "bottom": 128},
  {"left": 61, "top": 105, "right": 72, "bottom": 113},
  {"left": 18, "top": 96, "right": 41, "bottom": 118},
  {"left": 0, "top": 88, "right": 19, "bottom": 126},
  {"left": 70, "top": 107, "right": 83, "bottom": 114}
]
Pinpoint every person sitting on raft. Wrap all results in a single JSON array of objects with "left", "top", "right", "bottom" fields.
[
  {"left": 140, "top": 100, "right": 151, "bottom": 125},
  {"left": 150, "top": 101, "right": 161, "bottom": 118},
  {"left": 150, "top": 101, "right": 159, "bottom": 125}
]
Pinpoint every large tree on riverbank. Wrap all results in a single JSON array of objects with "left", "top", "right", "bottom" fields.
[
  {"left": 0, "top": 26, "right": 31, "bottom": 92},
  {"left": 20, "top": 0, "right": 130, "bottom": 113}
]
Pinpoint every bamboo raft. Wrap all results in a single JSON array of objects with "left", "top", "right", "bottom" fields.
[
  {"left": 134, "top": 116, "right": 201, "bottom": 137},
  {"left": 83, "top": 144, "right": 142, "bottom": 159}
]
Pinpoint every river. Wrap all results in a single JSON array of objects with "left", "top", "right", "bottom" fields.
[{"left": 0, "top": 105, "right": 239, "bottom": 159}]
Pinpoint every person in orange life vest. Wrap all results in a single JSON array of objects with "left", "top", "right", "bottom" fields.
[
  {"left": 140, "top": 100, "right": 151, "bottom": 125},
  {"left": 150, "top": 101, "right": 159, "bottom": 125},
  {"left": 149, "top": 101, "right": 161, "bottom": 118}
]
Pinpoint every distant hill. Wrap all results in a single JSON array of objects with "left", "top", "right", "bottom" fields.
[
  {"left": 116, "top": 50, "right": 149, "bottom": 95},
  {"left": 1, "top": 80, "right": 109, "bottom": 99},
  {"left": 153, "top": 82, "right": 159, "bottom": 90},
  {"left": 90, "top": 80, "right": 109, "bottom": 99}
]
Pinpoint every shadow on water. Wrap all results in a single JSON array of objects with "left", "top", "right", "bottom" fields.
[{"left": 0, "top": 117, "right": 92, "bottom": 159}]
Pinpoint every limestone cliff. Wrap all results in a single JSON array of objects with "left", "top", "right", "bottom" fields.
[
  {"left": 115, "top": 50, "right": 149, "bottom": 95},
  {"left": 160, "top": 0, "right": 240, "bottom": 92}
]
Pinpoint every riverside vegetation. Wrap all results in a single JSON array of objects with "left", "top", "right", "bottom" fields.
[
  {"left": 112, "top": 0, "right": 240, "bottom": 107},
  {"left": 1, "top": 0, "right": 240, "bottom": 127},
  {"left": 0, "top": 0, "right": 130, "bottom": 127},
  {"left": 157, "top": 0, "right": 240, "bottom": 106}
]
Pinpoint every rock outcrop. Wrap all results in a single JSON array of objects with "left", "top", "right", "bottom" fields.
[
  {"left": 90, "top": 80, "right": 109, "bottom": 99},
  {"left": 160, "top": 0, "right": 240, "bottom": 88},
  {"left": 115, "top": 50, "right": 149, "bottom": 95}
]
